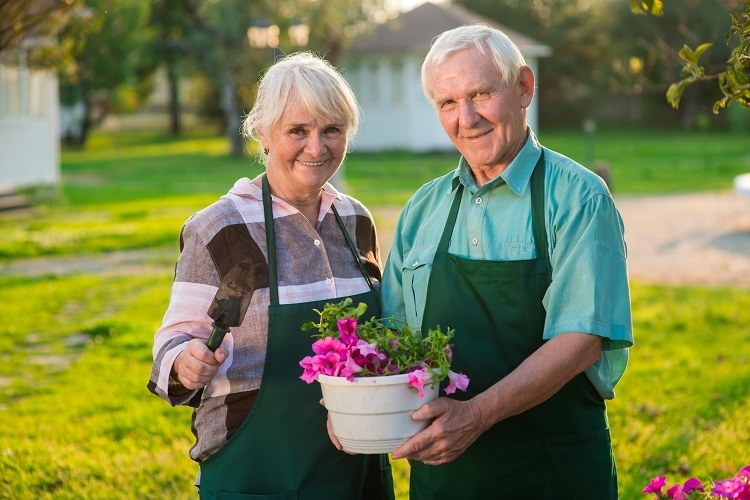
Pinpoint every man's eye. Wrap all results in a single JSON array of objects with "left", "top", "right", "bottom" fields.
[
  {"left": 440, "top": 101, "right": 456, "bottom": 111},
  {"left": 473, "top": 92, "right": 490, "bottom": 101}
]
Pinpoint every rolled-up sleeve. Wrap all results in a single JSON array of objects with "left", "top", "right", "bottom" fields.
[{"left": 543, "top": 193, "right": 633, "bottom": 398}]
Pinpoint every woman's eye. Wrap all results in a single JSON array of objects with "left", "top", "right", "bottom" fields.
[
  {"left": 290, "top": 128, "right": 305, "bottom": 136},
  {"left": 323, "top": 127, "right": 342, "bottom": 137}
]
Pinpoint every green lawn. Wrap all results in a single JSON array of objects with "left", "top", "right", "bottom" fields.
[{"left": 0, "top": 129, "right": 748, "bottom": 498}]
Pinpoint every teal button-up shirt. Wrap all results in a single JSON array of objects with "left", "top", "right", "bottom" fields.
[{"left": 381, "top": 131, "right": 633, "bottom": 398}]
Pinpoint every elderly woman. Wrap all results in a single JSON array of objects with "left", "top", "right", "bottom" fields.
[{"left": 148, "top": 52, "right": 393, "bottom": 499}]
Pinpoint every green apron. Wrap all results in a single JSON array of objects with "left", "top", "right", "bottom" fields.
[
  {"left": 199, "top": 175, "right": 394, "bottom": 500},
  {"left": 411, "top": 152, "right": 618, "bottom": 500}
]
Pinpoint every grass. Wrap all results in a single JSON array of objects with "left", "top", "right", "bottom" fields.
[{"left": 0, "top": 129, "right": 748, "bottom": 498}]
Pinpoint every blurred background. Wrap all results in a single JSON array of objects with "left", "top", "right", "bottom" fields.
[{"left": 0, "top": 0, "right": 748, "bottom": 498}]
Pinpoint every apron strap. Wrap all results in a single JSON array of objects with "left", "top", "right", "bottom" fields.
[
  {"left": 262, "top": 174, "right": 280, "bottom": 306},
  {"left": 530, "top": 150, "right": 550, "bottom": 262},
  {"left": 331, "top": 204, "right": 376, "bottom": 292},
  {"left": 262, "top": 174, "right": 375, "bottom": 306},
  {"left": 436, "top": 150, "right": 548, "bottom": 259},
  {"left": 437, "top": 183, "right": 464, "bottom": 253}
]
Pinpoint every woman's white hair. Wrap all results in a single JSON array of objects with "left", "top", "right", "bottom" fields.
[
  {"left": 421, "top": 24, "right": 527, "bottom": 103},
  {"left": 242, "top": 52, "right": 359, "bottom": 161}
]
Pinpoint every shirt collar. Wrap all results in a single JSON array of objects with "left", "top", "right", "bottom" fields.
[
  {"left": 449, "top": 129, "right": 543, "bottom": 197},
  {"left": 228, "top": 174, "right": 343, "bottom": 204}
]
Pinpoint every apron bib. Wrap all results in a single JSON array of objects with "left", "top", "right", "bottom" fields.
[
  {"left": 199, "top": 175, "right": 393, "bottom": 499},
  {"left": 411, "top": 153, "right": 617, "bottom": 500}
]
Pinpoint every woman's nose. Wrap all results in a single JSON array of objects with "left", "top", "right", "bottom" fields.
[{"left": 304, "top": 132, "right": 325, "bottom": 156}]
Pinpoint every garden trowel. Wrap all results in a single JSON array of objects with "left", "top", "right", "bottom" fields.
[{"left": 205, "top": 259, "right": 257, "bottom": 351}]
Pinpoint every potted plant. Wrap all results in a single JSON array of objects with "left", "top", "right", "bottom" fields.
[{"left": 299, "top": 298, "right": 469, "bottom": 454}]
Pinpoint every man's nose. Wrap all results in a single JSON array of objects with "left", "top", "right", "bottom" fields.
[{"left": 458, "top": 100, "right": 480, "bottom": 128}]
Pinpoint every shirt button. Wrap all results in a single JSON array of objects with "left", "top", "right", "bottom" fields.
[
  {"left": 472, "top": 237, "right": 479, "bottom": 245},
  {"left": 314, "top": 239, "right": 321, "bottom": 246},
  {"left": 413, "top": 260, "right": 419, "bottom": 267},
  {"left": 475, "top": 197, "right": 483, "bottom": 204},
  {"left": 326, "top": 278, "right": 332, "bottom": 285}
]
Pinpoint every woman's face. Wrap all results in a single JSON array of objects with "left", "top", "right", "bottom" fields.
[{"left": 261, "top": 93, "right": 348, "bottom": 201}]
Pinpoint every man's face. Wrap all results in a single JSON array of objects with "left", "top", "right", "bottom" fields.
[{"left": 427, "top": 48, "right": 534, "bottom": 181}]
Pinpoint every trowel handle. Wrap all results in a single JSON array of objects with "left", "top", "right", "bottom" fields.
[{"left": 206, "top": 323, "right": 230, "bottom": 352}]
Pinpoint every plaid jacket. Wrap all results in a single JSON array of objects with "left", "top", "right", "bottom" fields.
[{"left": 147, "top": 176, "right": 381, "bottom": 461}]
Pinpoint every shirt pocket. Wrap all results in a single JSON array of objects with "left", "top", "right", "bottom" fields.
[{"left": 401, "top": 245, "right": 437, "bottom": 328}]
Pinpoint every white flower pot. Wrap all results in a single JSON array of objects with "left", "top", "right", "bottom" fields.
[{"left": 317, "top": 373, "right": 439, "bottom": 454}]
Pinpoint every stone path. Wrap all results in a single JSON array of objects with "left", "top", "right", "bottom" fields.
[{"left": 615, "top": 191, "right": 750, "bottom": 287}]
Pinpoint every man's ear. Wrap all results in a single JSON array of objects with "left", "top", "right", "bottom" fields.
[{"left": 518, "top": 66, "right": 535, "bottom": 109}]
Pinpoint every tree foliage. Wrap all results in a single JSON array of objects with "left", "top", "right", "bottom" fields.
[
  {"left": 633, "top": 0, "right": 749, "bottom": 113},
  {"left": 0, "top": 0, "right": 77, "bottom": 54}
]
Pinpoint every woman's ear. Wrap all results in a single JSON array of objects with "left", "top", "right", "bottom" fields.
[{"left": 518, "top": 66, "right": 535, "bottom": 109}]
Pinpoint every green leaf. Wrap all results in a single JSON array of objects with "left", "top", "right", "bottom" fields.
[{"left": 678, "top": 45, "right": 698, "bottom": 65}]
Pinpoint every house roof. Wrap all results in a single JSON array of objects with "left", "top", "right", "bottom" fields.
[{"left": 348, "top": 1, "right": 551, "bottom": 57}]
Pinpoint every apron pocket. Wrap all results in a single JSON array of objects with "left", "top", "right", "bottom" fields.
[{"left": 542, "top": 427, "right": 617, "bottom": 500}]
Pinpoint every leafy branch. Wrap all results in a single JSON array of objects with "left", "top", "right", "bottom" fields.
[{"left": 633, "top": 0, "right": 750, "bottom": 113}]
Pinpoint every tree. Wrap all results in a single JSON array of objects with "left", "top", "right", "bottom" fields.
[
  {"left": 45, "top": 0, "right": 157, "bottom": 145},
  {"left": 175, "top": 0, "right": 388, "bottom": 157},
  {"left": 150, "top": 0, "right": 194, "bottom": 135},
  {"left": 0, "top": 0, "right": 77, "bottom": 54},
  {"left": 632, "top": 0, "right": 750, "bottom": 113}
]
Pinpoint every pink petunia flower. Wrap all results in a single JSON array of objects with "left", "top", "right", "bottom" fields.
[
  {"left": 407, "top": 368, "right": 431, "bottom": 398},
  {"left": 341, "top": 352, "right": 365, "bottom": 381},
  {"left": 735, "top": 466, "right": 750, "bottom": 482},
  {"left": 643, "top": 476, "right": 667, "bottom": 495},
  {"left": 337, "top": 317, "right": 359, "bottom": 345},
  {"left": 312, "top": 336, "right": 347, "bottom": 358},
  {"left": 311, "top": 352, "right": 343, "bottom": 377},
  {"left": 444, "top": 370, "right": 470, "bottom": 395},
  {"left": 713, "top": 479, "right": 747, "bottom": 499},
  {"left": 666, "top": 478, "right": 703, "bottom": 500},
  {"left": 298, "top": 356, "right": 317, "bottom": 384}
]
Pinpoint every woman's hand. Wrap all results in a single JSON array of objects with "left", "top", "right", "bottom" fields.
[
  {"left": 321, "top": 399, "right": 354, "bottom": 454},
  {"left": 172, "top": 338, "right": 228, "bottom": 390}
]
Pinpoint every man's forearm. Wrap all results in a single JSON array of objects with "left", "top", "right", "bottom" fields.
[{"left": 470, "top": 332, "right": 602, "bottom": 432}]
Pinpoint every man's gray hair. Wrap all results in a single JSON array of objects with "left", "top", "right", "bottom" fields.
[
  {"left": 242, "top": 52, "right": 360, "bottom": 162},
  {"left": 421, "top": 24, "right": 527, "bottom": 103}
]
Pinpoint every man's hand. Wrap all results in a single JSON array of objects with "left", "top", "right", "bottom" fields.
[
  {"left": 390, "top": 397, "right": 488, "bottom": 465},
  {"left": 172, "top": 338, "right": 228, "bottom": 390}
]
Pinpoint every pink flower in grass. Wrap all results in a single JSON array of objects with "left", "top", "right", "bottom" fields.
[
  {"left": 337, "top": 317, "right": 359, "bottom": 345},
  {"left": 713, "top": 479, "right": 748, "bottom": 499},
  {"left": 666, "top": 478, "right": 703, "bottom": 500},
  {"left": 736, "top": 466, "right": 750, "bottom": 482},
  {"left": 643, "top": 476, "right": 667, "bottom": 496},
  {"left": 408, "top": 368, "right": 431, "bottom": 398},
  {"left": 444, "top": 370, "right": 470, "bottom": 395}
]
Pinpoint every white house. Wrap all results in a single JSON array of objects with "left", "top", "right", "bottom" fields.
[
  {"left": 0, "top": 45, "right": 60, "bottom": 188},
  {"left": 341, "top": 2, "right": 551, "bottom": 153}
]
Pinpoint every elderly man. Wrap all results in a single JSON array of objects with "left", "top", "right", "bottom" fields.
[{"left": 383, "top": 25, "right": 633, "bottom": 499}]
